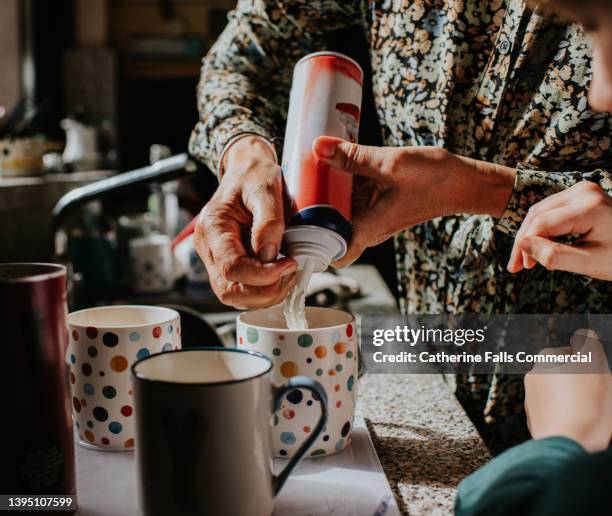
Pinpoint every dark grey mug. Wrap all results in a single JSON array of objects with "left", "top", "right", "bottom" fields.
[{"left": 132, "top": 348, "right": 328, "bottom": 516}]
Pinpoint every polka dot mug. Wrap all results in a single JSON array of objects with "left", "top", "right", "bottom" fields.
[
  {"left": 237, "top": 306, "right": 357, "bottom": 458},
  {"left": 67, "top": 305, "right": 181, "bottom": 450}
]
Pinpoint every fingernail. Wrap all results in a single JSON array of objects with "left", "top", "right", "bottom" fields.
[
  {"left": 258, "top": 244, "right": 278, "bottom": 263},
  {"left": 315, "top": 138, "right": 337, "bottom": 158}
]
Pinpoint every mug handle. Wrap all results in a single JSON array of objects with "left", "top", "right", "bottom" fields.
[{"left": 272, "top": 376, "right": 328, "bottom": 496}]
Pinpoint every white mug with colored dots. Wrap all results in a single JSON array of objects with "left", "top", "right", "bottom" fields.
[
  {"left": 237, "top": 306, "right": 357, "bottom": 458},
  {"left": 67, "top": 305, "right": 181, "bottom": 450}
]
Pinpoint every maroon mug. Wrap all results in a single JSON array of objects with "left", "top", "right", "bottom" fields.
[{"left": 0, "top": 264, "right": 76, "bottom": 502}]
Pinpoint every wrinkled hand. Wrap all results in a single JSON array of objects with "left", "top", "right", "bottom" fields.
[
  {"left": 313, "top": 136, "right": 516, "bottom": 267},
  {"left": 508, "top": 181, "right": 612, "bottom": 280},
  {"left": 194, "top": 136, "right": 297, "bottom": 309},
  {"left": 525, "top": 329, "right": 612, "bottom": 453}
]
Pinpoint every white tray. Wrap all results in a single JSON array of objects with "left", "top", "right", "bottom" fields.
[{"left": 76, "top": 417, "right": 400, "bottom": 516}]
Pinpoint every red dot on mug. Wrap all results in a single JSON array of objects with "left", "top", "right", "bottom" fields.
[
  {"left": 101, "top": 437, "right": 110, "bottom": 445},
  {"left": 82, "top": 363, "right": 92, "bottom": 376},
  {"left": 121, "top": 405, "right": 133, "bottom": 417},
  {"left": 346, "top": 324, "right": 353, "bottom": 338},
  {"left": 73, "top": 397, "right": 81, "bottom": 412},
  {"left": 334, "top": 384, "right": 340, "bottom": 392},
  {"left": 70, "top": 372, "right": 76, "bottom": 384},
  {"left": 152, "top": 326, "right": 162, "bottom": 338},
  {"left": 336, "top": 400, "right": 342, "bottom": 408},
  {"left": 303, "top": 426, "right": 311, "bottom": 433},
  {"left": 86, "top": 327, "right": 98, "bottom": 339}
]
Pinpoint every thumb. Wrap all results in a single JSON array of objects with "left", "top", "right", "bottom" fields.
[
  {"left": 571, "top": 329, "right": 610, "bottom": 373},
  {"left": 313, "top": 136, "right": 387, "bottom": 179},
  {"left": 244, "top": 176, "right": 286, "bottom": 263},
  {"left": 518, "top": 235, "right": 589, "bottom": 274}
]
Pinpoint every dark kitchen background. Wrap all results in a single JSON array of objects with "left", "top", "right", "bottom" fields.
[{"left": 0, "top": 0, "right": 397, "bottom": 312}]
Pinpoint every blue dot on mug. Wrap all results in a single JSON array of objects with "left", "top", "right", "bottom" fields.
[
  {"left": 297, "top": 334, "right": 313, "bottom": 348},
  {"left": 286, "top": 390, "right": 303, "bottom": 404},
  {"left": 347, "top": 375, "right": 354, "bottom": 391},
  {"left": 315, "top": 369, "right": 323, "bottom": 376},
  {"left": 346, "top": 350, "right": 353, "bottom": 359},
  {"left": 129, "top": 331, "right": 141, "bottom": 342},
  {"left": 84, "top": 383, "right": 95, "bottom": 396},
  {"left": 103, "top": 332, "right": 119, "bottom": 347},
  {"left": 93, "top": 407, "right": 108, "bottom": 422},
  {"left": 70, "top": 354, "right": 76, "bottom": 364},
  {"left": 162, "top": 342, "right": 172, "bottom": 352},
  {"left": 136, "top": 347, "right": 150, "bottom": 360},
  {"left": 335, "top": 364, "right": 343, "bottom": 372},
  {"left": 168, "top": 324, "right": 173, "bottom": 334},
  {"left": 247, "top": 327, "right": 259, "bottom": 344},
  {"left": 102, "top": 386, "right": 117, "bottom": 399},
  {"left": 87, "top": 346, "right": 98, "bottom": 358},
  {"left": 280, "top": 432, "right": 296, "bottom": 445},
  {"left": 108, "top": 421, "right": 123, "bottom": 434},
  {"left": 335, "top": 438, "right": 345, "bottom": 451}
]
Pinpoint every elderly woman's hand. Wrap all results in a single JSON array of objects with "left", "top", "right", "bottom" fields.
[
  {"left": 313, "top": 136, "right": 516, "bottom": 267},
  {"left": 194, "top": 136, "right": 297, "bottom": 309},
  {"left": 508, "top": 181, "right": 612, "bottom": 280}
]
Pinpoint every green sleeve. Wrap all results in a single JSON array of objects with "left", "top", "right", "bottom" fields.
[
  {"left": 455, "top": 437, "right": 587, "bottom": 516},
  {"left": 188, "top": 0, "right": 364, "bottom": 175}
]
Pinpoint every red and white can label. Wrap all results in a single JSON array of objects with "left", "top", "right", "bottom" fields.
[{"left": 282, "top": 52, "right": 363, "bottom": 225}]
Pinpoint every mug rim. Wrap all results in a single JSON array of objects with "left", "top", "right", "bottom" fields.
[
  {"left": 67, "top": 304, "right": 179, "bottom": 329},
  {"left": 131, "top": 347, "right": 273, "bottom": 387},
  {"left": 237, "top": 306, "right": 355, "bottom": 333},
  {"left": 0, "top": 262, "right": 66, "bottom": 283}
]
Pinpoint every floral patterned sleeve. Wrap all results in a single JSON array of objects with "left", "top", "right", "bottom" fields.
[
  {"left": 188, "top": 0, "right": 363, "bottom": 175},
  {"left": 496, "top": 164, "right": 612, "bottom": 237}
]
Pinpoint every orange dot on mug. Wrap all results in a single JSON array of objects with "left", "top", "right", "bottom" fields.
[
  {"left": 328, "top": 369, "right": 336, "bottom": 376},
  {"left": 124, "top": 438, "right": 134, "bottom": 448},
  {"left": 314, "top": 346, "right": 327, "bottom": 358},
  {"left": 333, "top": 342, "right": 347, "bottom": 354},
  {"left": 280, "top": 361, "right": 299, "bottom": 378},
  {"left": 84, "top": 430, "right": 95, "bottom": 442},
  {"left": 110, "top": 355, "right": 129, "bottom": 372},
  {"left": 72, "top": 329, "right": 79, "bottom": 341}
]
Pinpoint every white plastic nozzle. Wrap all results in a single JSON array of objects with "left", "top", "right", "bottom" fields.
[{"left": 283, "top": 225, "right": 347, "bottom": 274}]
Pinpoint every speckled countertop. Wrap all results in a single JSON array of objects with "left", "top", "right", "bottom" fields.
[{"left": 356, "top": 374, "right": 490, "bottom": 515}]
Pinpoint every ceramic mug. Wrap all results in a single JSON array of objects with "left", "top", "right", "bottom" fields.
[
  {"left": 129, "top": 234, "right": 174, "bottom": 293},
  {"left": 1, "top": 264, "right": 76, "bottom": 499},
  {"left": 132, "top": 348, "right": 328, "bottom": 516},
  {"left": 238, "top": 306, "right": 357, "bottom": 457},
  {"left": 66, "top": 305, "right": 181, "bottom": 450}
]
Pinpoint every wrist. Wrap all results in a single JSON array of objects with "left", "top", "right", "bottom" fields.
[
  {"left": 534, "top": 420, "right": 609, "bottom": 453},
  {"left": 221, "top": 134, "right": 277, "bottom": 177},
  {"left": 451, "top": 154, "right": 516, "bottom": 218}
]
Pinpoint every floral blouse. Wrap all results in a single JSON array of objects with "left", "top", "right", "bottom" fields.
[{"left": 189, "top": 0, "right": 612, "bottom": 453}]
